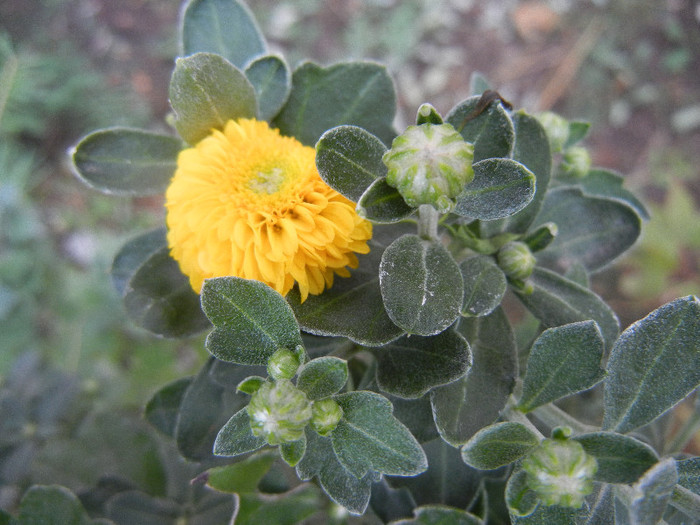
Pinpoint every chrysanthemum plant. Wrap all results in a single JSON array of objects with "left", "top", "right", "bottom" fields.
[{"left": 70, "top": 0, "right": 700, "bottom": 523}]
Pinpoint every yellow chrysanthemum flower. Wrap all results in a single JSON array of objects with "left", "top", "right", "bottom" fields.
[{"left": 165, "top": 118, "right": 372, "bottom": 302}]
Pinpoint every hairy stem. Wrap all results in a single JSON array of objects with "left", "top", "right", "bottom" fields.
[{"left": 417, "top": 204, "right": 439, "bottom": 240}]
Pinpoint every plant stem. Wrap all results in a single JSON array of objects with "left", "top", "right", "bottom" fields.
[
  {"left": 417, "top": 204, "right": 439, "bottom": 240},
  {"left": 531, "top": 404, "right": 598, "bottom": 435},
  {"left": 503, "top": 401, "right": 546, "bottom": 440}
]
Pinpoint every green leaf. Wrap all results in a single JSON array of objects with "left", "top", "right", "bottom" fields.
[
  {"left": 432, "top": 308, "right": 517, "bottom": 445},
  {"left": 18, "top": 485, "right": 94, "bottom": 525},
  {"left": 564, "top": 121, "right": 590, "bottom": 148},
  {"left": 280, "top": 437, "right": 306, "bottom": 467},
  {"left": 120, "top": 244, "right": 211, "bottom": 338},
  {"left": 169, "top": 52, "right": 256, "bottom": 145},
  {"left": 532, "top": 187, "right": 642, "bottom": 273},
  {"left": 144, "top": 377, "right": 193, "bottom": 438},
  {"left": 603, "top": 295, "right": 700, "bottom": 433},
  {"left": 296, "top": 357, "right": 348, "bottom": 400},
  {"left": 180, "top": 0, "right": 266, "bottom": 68},
  {"left": 287, "top": 241, "right": 405, "bottom": 346},
  {"left": 572, "top": 432, "right": 658, "bottom": 484},
  {"left": 201, "top": 276, "right": 303, "bottom": 366},
  {"left": 460, "top": 255, "right": 507, "bottom": 317},
  {"left": 315, "top": 125, "right": 387, "bottom": 202},
  {"left": 557, "top": 168, "right": 649, "bottom": 220},
  {"left": 461, "top": 422, "right": 540, "bottom": 470},
  {"left": 514, "top": 267, "right": 619, "bottom": 350},
  {"left": 380, "top": 234, "right": 463, "bottom": 336},
  {"left": 331, "top": 391, "right": 428, "bottom": 478},
  {"left": 175, "top": 358, "right": 228, "bottom": 461},
  {"left": 206, "top": 450, "right": 277, "bottom": 493},
  {"left": 236, "top": 485, "right": 320, "bottom": 525},
  {"left": 518, "top": 321, "right": 606, "bottom": 412},
  {"left": 677, "top": 457, "right": 700, "bottom": 495},
  {"left": 392, "top": 505, "right": 484, "bottom": 525},
  {"left": 505, "top": 469, "right": 539, "bottom": 518},
  {"left": 214, "top": 407, "right": 266, "bottom": 457},
  {"left": 389, "top": 438, "right": 487, "bottom": 509},
  {"left": 629, "top": 458, "right": 678, "bottom": 525},
  {"left": 510, "top": 500, "right": 586, "bottom": 524},
  {"left": 446, "top": 96, "right": 515, "bottom": 161},
  {"left": 273, "top": 61, "right": 396, "bottom": 147},
  {"left": 454, "top": 158, "right": 535, "bottom": 220},
  {"left": 70, "top": 128, "right": 181, "bottom": 196},
  {"left": 373, "top": 330, "right": 471, "bottom": 399},
  {"left": 244, "top": 54, "right": 291, "bottom": 121},
  {"left": 357, "top": 178, "right": 415, "bottom": 223},
  {"left": 481, "top": 111, "right": 552, "bottom": 236},
  {"left": 296, "top": 430, "right": 373, "bottom": 515},
  {"left": 111, "top": 228, "right": 167, "bottom": 296}
]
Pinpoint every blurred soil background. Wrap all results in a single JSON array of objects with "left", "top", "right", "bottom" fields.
[{"left": 1, "top": 0, "right": 699, "bottom": 513}]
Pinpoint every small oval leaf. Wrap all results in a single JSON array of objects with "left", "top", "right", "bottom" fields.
[
  {"left": 180, "top": 0, "right": 266, "bottom": 68},
  {"left": 603, "top": 295, "right": 700, "bottom": 434},
  {"left": 514, "top": 267, "right": 619, "bottom": 350},
  {"left": 297, "top": 357, "right": 349, "bottom": 400},
  {"left": 518, "top": 321, "right": 606, "bottom": 412},
  {"left": 573, "top": 432, "right": 658, "bottom": 484},
  {"left": 121, "top": 246, "right": 211, "bottom": 338},
  {"left": 432, "top": 308, "right": 518, "bottom": 446},
  {"left": 454, "top": 158, "right": 535, "bottom": 220},
  {"left": 532, "top": 187, "right": 642, "bottom": 273},
  {"left": 214, "top": 407, "right": 266, "bottom": 457},
  {"left": 461, "top": 422, "right": 540, "bottom": 470},
  {"left": 316, "top": 125, "right": 387, "bottom": 202},
  {"left": 71, "top": 128, "right": 181, "bottom": 196},
  {"left": 273, "top": 61, "right": 396, "bottom": 147},
  {"left": 331, "top": 391, "right": 428, "bottom": 478},
  {"left": 357, "top": 177, "right": 415, "bottom": 224},
  {"left": 373, "top": 330, "right": 471, "bottom": 399},
  {"left": 446, "top": 96, "right": 515, "bottom": 161},
  {"left": 245, "top": 54, "right": 291, "bottom": 121},
  {"left": 169, "top": 52, "right": 257, "bottom": 145},
  {"left": 481, "top": 111, "right": 552, "bottom": 236},
  {"left": 380, "top": 234, "right": 463, "bottom": 336},
  {"left": 202, "top": 277, "right": 303, "bottom": 366},
  {"left": 460, "top": 255, "right": 507, "bottom": 317}
]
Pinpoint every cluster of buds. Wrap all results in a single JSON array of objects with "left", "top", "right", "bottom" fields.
[
  {"left": 537, "top": 110, "right": 591, "bottom": 178},
  {"left": 382, "top": 106, "right": 475, "bottom": 213},
  {"left": 244, "top": 349, "right": 343, "bottom": 445}
]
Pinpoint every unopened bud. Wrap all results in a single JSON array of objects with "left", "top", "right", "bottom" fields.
[
  {"left": 497, "top": 241, "right": 536, "bottom": 281},
  {"left": 311, "top": 398, "right": 343, "bottom": 436},
  {"left": 537, "top": 111, "right": 569, "bottom": 153},
  {"left": 267, "top": 348, "right": 300, "bottom": 380},
  {"left": 247, "top": 380, "right": 312, "bottom": 445},
  {"left": 521, "top": 437, "right": 597, "bottom": 508},
  {"left": 383, "top": 123, "right": 474, "bottom": 211},
  {"left": 560, "top": 146, "right": 591, "bottom": 178}
]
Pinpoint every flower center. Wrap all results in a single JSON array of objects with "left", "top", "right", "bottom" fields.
[{"left": 248, "top": 167, "right": 286, "bottom": 195}]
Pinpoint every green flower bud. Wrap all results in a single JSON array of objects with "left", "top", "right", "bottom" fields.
[
  {"left": 560, "top": 146, "right": 591, "bottom": 178},
  {"left": 522, "top": 438, "right": 598, "bottom": 508},
  {"left": 247, "top": 380, "right": 312, "bottom": 445},
  {"left": 497, "top": 241, "right": 536, "bottom": 281},
  {"left": 267, "top": 348, "right": 300, "bottom": 380},
  {"left": 537, "top": 111, "right": 569, "bottom": 153},
  {"left": 383, "top": 123, "right": 474, "bottom": 212},
  {"left": 311, "top": 398, "right": 343, "bottom": 436}
]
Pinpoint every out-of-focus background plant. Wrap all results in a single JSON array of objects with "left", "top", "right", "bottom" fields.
[{"left": 1, "top": 0, "right": 698, "bottom": 518}]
